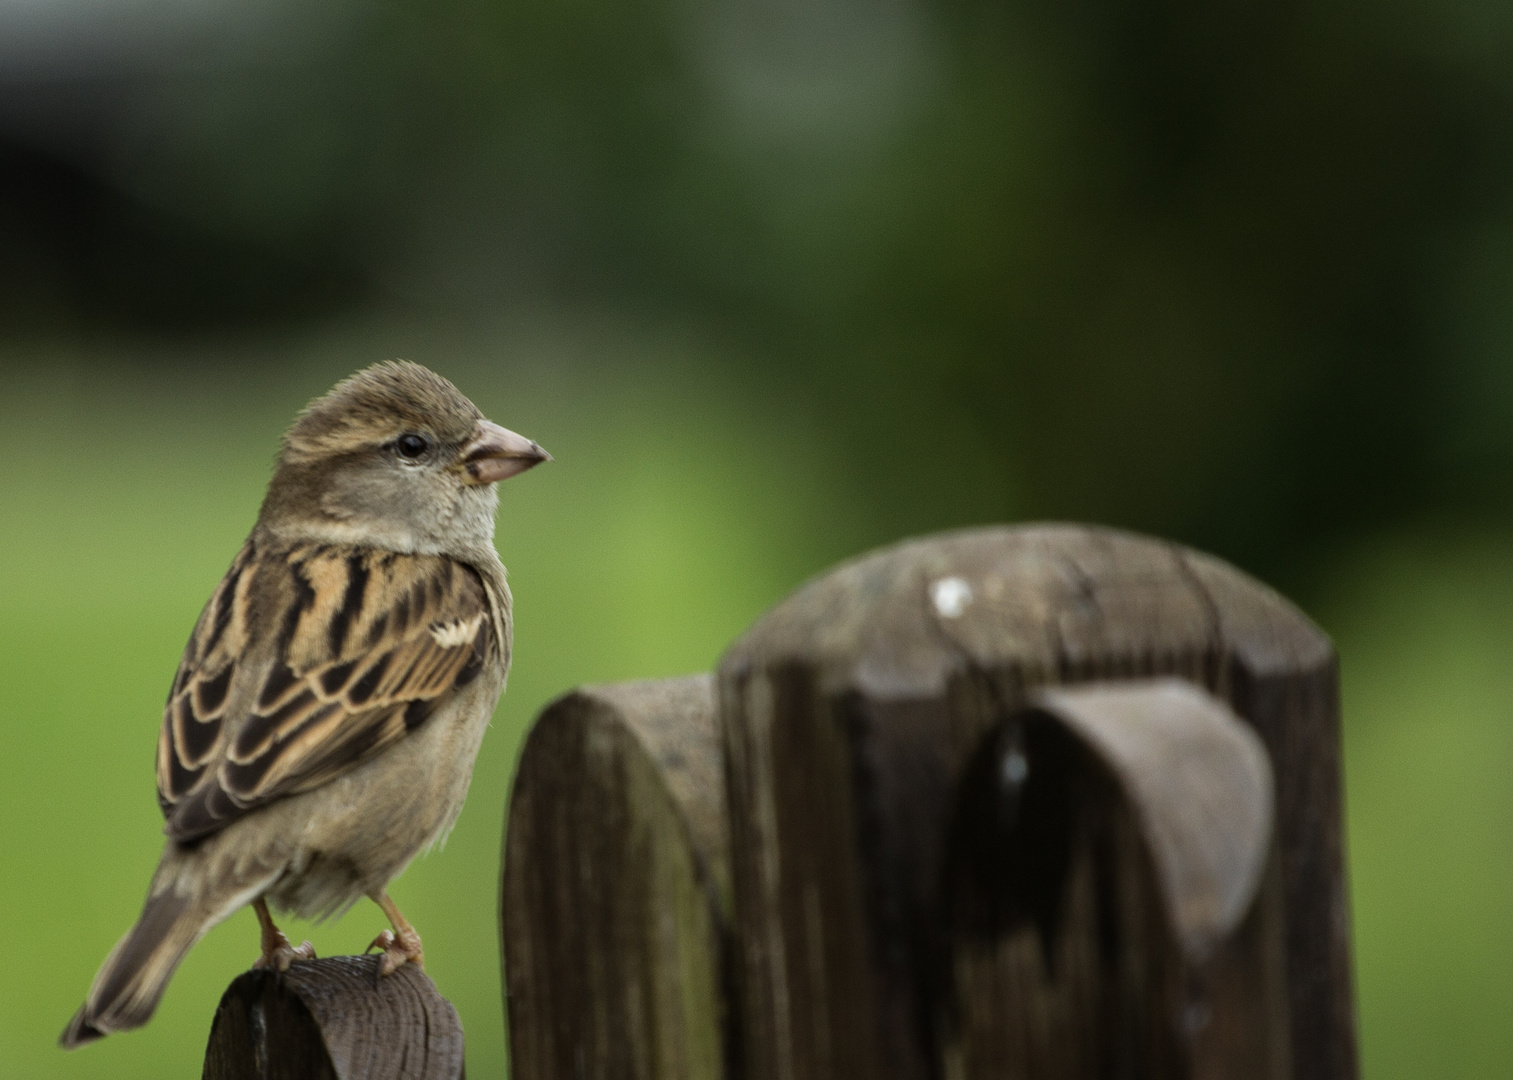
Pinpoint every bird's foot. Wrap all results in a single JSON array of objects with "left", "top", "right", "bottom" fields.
[
  {"left": 367, "top": 927, "right": 424, "bottom": 976},
  {"left": 251, "top": 897, "right": 316, "bottom": 972},
  {"left": 254, "top": 930, "right": 316, "bottom": 972}
]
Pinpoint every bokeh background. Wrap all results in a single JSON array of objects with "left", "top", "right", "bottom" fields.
[{"left": 2, "top": 0, "right": 1511, "bottom": 1075}]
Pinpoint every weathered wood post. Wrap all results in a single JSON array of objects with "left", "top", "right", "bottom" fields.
[
  {"left": 500, "top": 524, "right": 1356, "bottom": 1080},
  {"left": 718, "top": 524, "right": 1353, "bottom": 1079},
  {"left": 501, "top": 675, "right": 731, "bottom": 1079},
  {"left": 202, "top": 955, "right": 464, "bottom": 1080}
]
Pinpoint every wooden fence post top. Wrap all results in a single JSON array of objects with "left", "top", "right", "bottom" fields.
[
  {"left": 202, "top": 956, "right": 464, "bottom": 1080},
  {"left": 714, "top": 523, "right": 1356, "bottom": 1080},
  {"left": 501, "top": 674, "right": 731, "bottom": 1080},
  {"left": 519, "top": 674, "right": 728, "bottom": 901},
  {"left": 720, "top": 523, "right": 1333, "bottom": 694}
]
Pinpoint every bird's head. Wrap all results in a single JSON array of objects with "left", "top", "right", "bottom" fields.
[{"left": 257, "top": 361, "right": 550, "bottom": 554}]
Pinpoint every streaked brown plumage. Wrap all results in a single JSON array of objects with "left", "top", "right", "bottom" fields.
[
  {"left": 157, "top": 543, "right": 495, "bottom": 841},
  {"left": 61, "top": 361, "right": 548, "bottom": 1048}
]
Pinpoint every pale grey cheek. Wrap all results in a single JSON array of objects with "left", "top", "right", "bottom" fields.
[
  {"left": 319, "top": 465, "right": 496, "bottom": 550},
  {"left": 404, "top": 478, "right": 470, "bottom": 538},
  {"left": 321, "top": 467, "right": 434, "bottom": 527},
  {"left": 449, "top": 486, "right": 500, "bottom": 544},
  {"left": 326, "top": 469, "right": 412, "bottom": 520},
  {"left": 407, "top": 476, "right": 498, "bottom": 549}
]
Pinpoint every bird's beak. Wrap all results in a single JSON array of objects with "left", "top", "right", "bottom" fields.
[{"left": 459, "top": 420, "right": 552, "bottom": 484}]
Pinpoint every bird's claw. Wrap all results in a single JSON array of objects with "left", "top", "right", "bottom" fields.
[
  {"left": 254, "top": 933, "right": 316, "bottom": 972},
  {"left": 366, "top": 928, "right": 424, "bottom": 976}
]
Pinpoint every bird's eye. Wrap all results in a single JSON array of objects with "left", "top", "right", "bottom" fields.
[{"left": 395, "top": 433, "right": 430, "bottom": 460}]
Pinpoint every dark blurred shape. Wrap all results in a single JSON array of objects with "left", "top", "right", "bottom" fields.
[
  {"left": 948, "top": 715, "right": 1080, "bottom": 969},
  {"left": 0, "top": 134, "right": 362, "bottom": 328}
]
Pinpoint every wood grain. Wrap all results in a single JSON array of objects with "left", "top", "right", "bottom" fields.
[
  {"left": 717, "top": 523, "right": 1355, "bottom": 1080},
  {"left": 201, "top": 955, "right": 463, "bottom": 1080},
  {"left": 501, "top": 674, "right": 730, "bottom": 1080}
]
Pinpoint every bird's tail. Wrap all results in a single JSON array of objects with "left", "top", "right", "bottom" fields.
[
  {"left": 60, "top": 850, "right": 274, "bottom": 1048},
  {"left": 60, "top": 884, "right": 206, "bottom": 1047}
]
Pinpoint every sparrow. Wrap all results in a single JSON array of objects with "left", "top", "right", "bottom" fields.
[{"left": 61, "top": 361, "right": 549, "bottom": 1048}]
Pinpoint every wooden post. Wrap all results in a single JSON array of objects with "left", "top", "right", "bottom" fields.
[
  {"left": 501, "top": 674, "right": 732, "bottom": 1080},
  {"left": 201, "top": 955, "right": 464, "bottom": 1080},
  {"left": 717, "top": 524, "right": 1355, "bottom": 1080},
  {"left": 965, "top": 679, "right": 1285, "bottom": 1079}
]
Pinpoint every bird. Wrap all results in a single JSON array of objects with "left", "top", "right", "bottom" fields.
[{"left": 60, "top": 361, "right": 549, "bottom": 1048}]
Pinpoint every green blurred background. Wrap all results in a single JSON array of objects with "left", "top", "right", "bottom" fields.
[{"left": 1, "top": 0, "right": 1510, "bottom": 1075}]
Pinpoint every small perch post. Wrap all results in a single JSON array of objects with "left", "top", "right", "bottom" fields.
[{"left": 201, "top": 955, "right": 464, "bottom": 1080}]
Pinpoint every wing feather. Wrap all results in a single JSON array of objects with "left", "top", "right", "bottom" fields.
[{"left": 156, "top": 542, "right": 495, "bottom": 843}]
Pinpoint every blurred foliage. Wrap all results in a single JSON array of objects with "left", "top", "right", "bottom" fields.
[
  {"left": 1, "top": 0, "right": 1511, "bottom": 1076},
  {"left": 1318, "top": 532, "right": 1513, "bottom": 1080},
  {"left": 6, "top": 0, "right": 1513, "bottom": 567}
]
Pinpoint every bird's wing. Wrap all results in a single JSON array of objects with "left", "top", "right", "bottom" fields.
[{"left": 156, "top": 542, "right": 495, "bottom": 843}]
